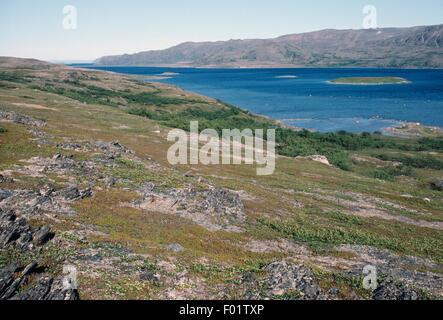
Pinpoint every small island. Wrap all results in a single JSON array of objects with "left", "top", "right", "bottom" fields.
[{"left": 328, "top": 77, "right": 410, "bottom": 85}]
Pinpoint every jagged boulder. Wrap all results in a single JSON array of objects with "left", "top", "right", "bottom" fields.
[
  {"left": 0, "top": 109, "right": 46, "bottom": 127},
  {"left": 263, "top": 261, "right": 326, "bottom": 300},
  {"left": 0, "top": 263, "right": 79, "bottom": 300},
  {"left": 0, "top": 185, "right": 93, "bottom": 217},
  {"left": 32, "top": 226, "right": 52, "bottom": 246},
  {"left": 373, "top": 279, "right": 419, "bottom": 300},
  {"left": 0, "top": 211, "right": 53, "bottom": 249},
  {"left": 0, "top": 262, "right": 37, "bottom": 300},
  {"left": 195, "top": 188, "right": 245, "bottom": 219}
]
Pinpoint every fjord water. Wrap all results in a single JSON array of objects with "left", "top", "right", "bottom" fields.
[{"left": 76, "top": 66, "right": 443, "bottom": 133}]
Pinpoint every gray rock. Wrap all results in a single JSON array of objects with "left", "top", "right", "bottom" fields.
[
  {"left": 11, "top": 278, "right": 53, "bottom": 300},
  {"left": 373, "top": 279, "right": 419, "bottom": 300},
  {"left": 0, "top": 189, "right": 13, "bottom": 201},
  {"left": 329, "top": 287, "right": 340, "bottom": 295},
  {"left": 139, "top": 271, "right": 161, "bottom": 284},
  {"left": 0, "top": 175, "right": 13, "bottom": 184},
  {"left": 58, "top": 186, "right": 80, "bottom": 201},
  {"left": 262, "top": 261, "right": 326, "bottom": 300},
  {"left": 0, "top": 207, "right": 54, "bottom": 250},
  {"left": 44, "top": 278, "right": 79, "bottom": 300},
  {"left": 135, "top": 185, "right": 246, "bottom": 232},
  {"left": 0, "top": 263, "right": 79, "bottom": 300},
  {"left": 0, "top": 264, "right": 19, "bottom": 296},
  {"left": 0, "top": 261, "right": 37, "bottom": 300},
  {"left": 430, "top": 179, "right": 443, "bottom": 191},
  {"left": 166, "top": 243, "right": 184, "bottom": 253},
  {"left": 32, "top": 226, "right": 52, "bottom": 246},
  {"left": 0, "top": 110, "right": 46, "bottom": 127}
]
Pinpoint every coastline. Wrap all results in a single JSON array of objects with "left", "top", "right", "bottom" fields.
[
  {"left": 384, "top": 122, "right": 443, "bottom": 138},
  {"left": 88, "top": 63, "right": 443, "bottom": 71},
  {"left": 72, "top": 65, "right": 443, "bottom": 135}
]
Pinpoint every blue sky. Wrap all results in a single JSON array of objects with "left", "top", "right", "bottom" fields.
[{"left": 1, "top": 0, "right": 442, "bottom": 61}]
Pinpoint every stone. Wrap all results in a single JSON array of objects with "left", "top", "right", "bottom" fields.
[
  {"left": 263, "top": 261, "right": 326, "bottom": 300},
  {"left": 58, "top": 187, "right": 81, "bottom": 201},
  {"left": 0, "top": 261, "right": 37, "bottom": 300},
  {"left": 0, "top": 110, "right": 46, "bottom": 127},
  {"left": 11, "top": 278, "right": 53, "bottom": 300},
  {"left": 0, "top": 264, "right": 19, "bottom": 296},
  {"left": 80, "top": 188, "right": 93, "bottom": 199},
  {"left": 430, "top": 179, "right": 443, "bottom": 191},
  {"left": 373, "top": 279, "right": 419, "bottom": 300},
  {"left": 329, "top": 287, "right": 340, "bottom": 295},
  {"left": 0, "top": 189, "right": 13, "bottom": 201},
  {"left": 0, "top": 263, "right": 79, "bottom": 301},
  {"left": 0, "top": 175, "right": 13, "bottom": 184},
  {"left": 32, "top": 226, "right": 52, "bottom": 246},
  {"left": 139, "top": 271, "right": 161, "bottom": 284},
  {"left": 166, "top": 243, "right": 184, "bottom": 253}
]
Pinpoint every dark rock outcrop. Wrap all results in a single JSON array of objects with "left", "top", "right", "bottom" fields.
[
  {"left": 0, "top": 109, "right": 46, "bottom": 127},
  {"left": 430, "top": 179, "right": 443, "bottom": 191},
  {"left": 0, "top": 184, "right": 93, "bottom": 217},
  {"left": 0, "top": 263, "right": 79, "bottom": 300},
  {"left": 134, "top": 184, "right": 246, "bottom": 232},
  {"left": 0, "top": 211, "right": 53, "bottom": 250},
  {"left": 263, "top": 261, "right": 326, "bottom": 300},
  {"left": 373, "top": 279, "right": 419, "bottom": 300},
  {"left": 241, "top": 261, "right": 327, "bottom": 300},
  {"left": 0, "top": 175, "right": 14, "bottom": 184}
]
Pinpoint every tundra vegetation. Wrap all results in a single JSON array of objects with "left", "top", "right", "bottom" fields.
[
  {"left": 0, "top": 58, "right": 442, "bottom": 300},
  {"left": 329, "top": 77, "right": 409, "bottom": 85}
]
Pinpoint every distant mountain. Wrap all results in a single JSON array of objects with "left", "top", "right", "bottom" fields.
[{"left": 95, "top": 25, "right": 443, "bottom": 68}]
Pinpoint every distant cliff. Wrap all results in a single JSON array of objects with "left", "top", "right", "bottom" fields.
[{"left": 95, "top": 24, "right": 443, "bottom": 68}]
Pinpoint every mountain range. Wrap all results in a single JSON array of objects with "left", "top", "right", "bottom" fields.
[{"left": 95, "top": 24, "right": 443, "bottom": 68}]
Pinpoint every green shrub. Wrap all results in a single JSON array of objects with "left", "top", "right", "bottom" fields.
[
  {"left": 0, "top": 72, "right": 31, "bottom": 83},
  {"left": 370, "top": 165, "right": 414, "bottom": 181},
  {"left": 375, "top": 154, "right": 443, "bottom": 170}
]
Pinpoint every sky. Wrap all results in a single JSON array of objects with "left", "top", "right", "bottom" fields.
[{"left": 0, "top": 0, "right": 442, "bottom": 61}]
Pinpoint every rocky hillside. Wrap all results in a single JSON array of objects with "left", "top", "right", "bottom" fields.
[
  {"left": 95, "top": 24, "right": 443, "bottom": 68},
  {"left": 0, "top": 57, "right": 443, "bottom": 300}
]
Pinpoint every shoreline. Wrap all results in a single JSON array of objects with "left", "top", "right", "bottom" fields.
[
  {"left": 74, "top": 63, "right": 443, "bottom": 71},
  {"left": 86, "top": 63, "right": 443, "bottom": 71},
  {"left": 384, "top": 123, "right": 443, "bottom": 138},
  {"left": 71, "top": 65, "right": 442, "bottom": 136}
]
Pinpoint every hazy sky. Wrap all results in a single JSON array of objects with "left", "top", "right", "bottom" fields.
[{"left": 1, "top": 0, "right": 442, "bottom": 61}]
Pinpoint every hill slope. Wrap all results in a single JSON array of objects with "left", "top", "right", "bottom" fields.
[
  {"left": 95, "top": 25, "right": 443, "bottom": 68},
  {"left": 1, "top": 57, "right": 443, "bottom": 300}
]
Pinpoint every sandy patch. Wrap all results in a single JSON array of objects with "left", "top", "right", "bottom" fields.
[{"left": 12, "top": 102, "right": 57, "bottom": 111}]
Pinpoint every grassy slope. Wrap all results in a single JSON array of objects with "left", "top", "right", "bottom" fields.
[{"left": 0, "top": 58, "right": 442, "bottom": 299}]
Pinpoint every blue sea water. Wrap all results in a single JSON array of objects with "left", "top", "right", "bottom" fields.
[{"left": 73, "top": 65, "right": 443, "bottom": 133}]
